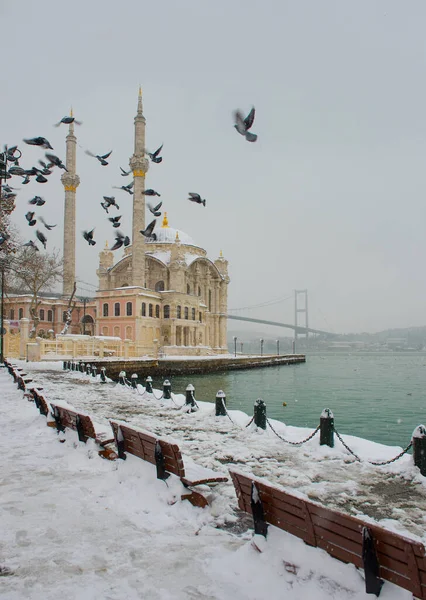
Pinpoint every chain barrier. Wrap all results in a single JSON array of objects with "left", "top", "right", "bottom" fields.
[
  {"left": 267, "top": 418, "right": 320, "bottom": 445},
  {"left": 333, "top": 426, "right": 413, "bottom": 465},
  {"left": 245, "top": 416, "right": 254, "bottom": 428},
  {"left": 220, "top": 398, "right": 237, "bottom": 426}
]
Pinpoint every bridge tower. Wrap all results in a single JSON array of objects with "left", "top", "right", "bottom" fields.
[{"left": 294, "top": 289, "right": 309, "bottom": 345}]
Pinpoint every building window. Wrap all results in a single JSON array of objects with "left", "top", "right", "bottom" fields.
[
  {"left": 39, "top": 309, "right": 45, "bottom": 321},
  {"left": 114, "top": 326, "right": 120, "bottom": 337},
  {"left": 10, "top": 309, "right": 14, "bottom": 320},
  {"left": 47, "top": 310, "right": 53, "bottom": 322},
  {"left": 126, "top": 326, "right": 132, "bottom": 339},
  {"left": 155, "top": 280, "right": 165, "bottom": 292},
  {"left": 102, "top": 326, "right": 109, "bottom": 336},
  {"left": 192, "top": 308, "right": 195, "bottom": 320},
  {"left": 184, "top": 307, "right": 189, "bottom": 319},
  {"left": 121, "top": 283, "right": 128, "bottom": 287},
  {"left": 18, "top": 308, "right": 23, "bottom": 319},
  {"left": 63, "top": 311, "right": 67, "bottom": 322},
  {"left": 187, "top": 283, "right": 191, "bottom": 295},
  {"left": 142, "top": 302, "right": 146, "bottom": 316},
  {"left": 199, "top": 312, "right": 202, "bottom": 323},
  {"left": 155, "top": 304, "right": 160, "bottom": 318},
  {"left": 126, "top": 302, "right": 132, "bottom": 316},
  {"left": 164, "top": 305, "right": 170, "bottom": 319},
  {"left": 177, "top": 305, "right": 181, "bottom": 319},
  {"left": 149, "top": 303, "right": 153, "bottom": 317},
  {"left": 114, "top": 303, "right": 120, "bottom": 316},
  {"left": 198, "top": 286, "right": 201, "bottom": 296},
  {"left": 103, "top": 303, "right": 109, "bottom": 317},
  {"left": 209, "top": 289, "right": 212, "bottom": 311}
]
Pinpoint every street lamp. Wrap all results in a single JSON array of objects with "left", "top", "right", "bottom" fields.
[
  {"left": 233, "top": 336, "right": 237, "bottom": 357},
  {"left": 276, "top": 339, "right": 280, "bottom": 356},
  {"left": 240, "top": 341, "right": 243, "bottom": 354},
  {"left": 260, "top": 338, "right": 264, "bottom": 356}
]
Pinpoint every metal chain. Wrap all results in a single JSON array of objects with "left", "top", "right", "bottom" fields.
[
  {"left": 267, "top": 418, "right": 320, "bottom": 445},
  {"left": 245, "top": 416, "right": 254, "bottom": 428},
  {"left": 333, "top": 426, "right": 413, "bottom": 465},
  {"left": 333, "top": 428, "right": 361, "bottom": 461},
  {"left": 220, "top": 398, "right": 237, "bottom": 426}
]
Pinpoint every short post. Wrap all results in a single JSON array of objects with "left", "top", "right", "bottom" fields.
[
  {"left": 412, "top": 425, "right": 426, "bottom": 476},
  {"left": 240, "top": 341, "right": 243, "bottom": 354},
  {"left": 131, "top": 373, "right": 138, "bottom": 388},
  {"left": 79, "top": 361, "right": 85, "bottom": 373},
  {"left": 320, "top": 408, "right": 334, "bottom": 448},
  {"left": 260, "top": 338, "right": 264, "bottom": 356},
  {"left": 292, "top": 340, "right": 296, "bottom": 354},
  {"left": 163, "top": 379, "right": 172, "bottom": 399},
  {"left": 100, "top": 367, "right": 106, "bottom": 383},
  {"left": 233, "top": 336, "right": 237, "bottom": 357},
  {"left": 86, "top": 363, "right": 92, "bottom": 376},
  {"left": 63, "top": 360, "right": 67, "bottom": 370},
  {"left": 253, "top": 398, "right": 267, "bottom": 429},
  {"left": 119, "top": 371, "right": 127, "bottom": 385},
  {"left": 71, "top": 361, "right": 75, "bottom": 371},
  {"left": 145, "top": 376, "right": 153, "bottom": 393},
  {"left": 67, "top": 360, "right": 71, "bottom": 370},
  {"left": 215, "top": 390, "right": 227, "bottom": 416},
  {"left": 276, "top": 339, "right": 279, "bottom": 356},
  {"left": 91, "top": 365, "right": 97, "bottom": 378},
  {"left": 185, "top": 384, "right": 197, "bottom": 409}
]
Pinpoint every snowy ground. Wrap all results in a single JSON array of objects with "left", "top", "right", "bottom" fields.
[{"left": 0, "top": 363, "right": 424, "bottom": 598}]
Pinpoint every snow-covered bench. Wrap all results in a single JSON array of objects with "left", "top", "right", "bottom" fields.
[
  {"left": 110, "top": 420, "right": 228, "bottom": 507},
  {"left": 49, "top": 402, "right": 117, "bottom": 460},
  {"left": 229, "top": 469, "right": 426, "bottom": 598}
]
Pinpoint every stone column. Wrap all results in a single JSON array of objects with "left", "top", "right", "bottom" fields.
[
  {"left": 170, "top": 321, "right": 176, "bottom": 345},
  {"left": 19, "top": 318, "right": 30, "bottom": 359}
]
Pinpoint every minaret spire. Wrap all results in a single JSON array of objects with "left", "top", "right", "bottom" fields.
[
  {"left": 61, "top": 111, "right": 80, "bottom": 297},
  {"left": 129, "top": 87, "right": 149, "bottom": 286}
]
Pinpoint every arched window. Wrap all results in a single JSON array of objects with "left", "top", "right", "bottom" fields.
[
  {"left": 164, "top": 305, "right": 170, "bottom": 319},
  {"left": 39, "top": 309, "right": 45, "bottom": 321},
  {"left": 63, "top": 311, "right": 67, "bottom": 322},
  {"left": 103, "top": 303, "right": 109, "bottom": 317},
  {"left": 198, "top": 286, "right": 201, "bottom": 296},
  {"left": 184, "top": 307, "right": 189, "bottom": 320},
  {"left": 192, "top": 308, "right": 195, "bottom": 320},
  {"left": 47, "top": 310, "right": 53, "bottom": 322},
  {"left": 102, "top": 326, "right": 109, "bottom": 336},
  {"left": 155, "top": 304, "right": 160, "bottom": 318},
  {"left": 177, "top": 305, "right": 181, "bottom": 319},
  {"left": 208, "top": 289, "right": 212, "bottom": 311},
  {"left": 114, "top": 303, "right": 120, "bottom": 316},
  {"left": 18, "top": 308, "right": 23, "bottom": 320},
  {"left": 10, "top": 309, "right": 14, "bottom": 320},
  {"left": 142, "top": 302, "right": 146, "bottom": 316},
  {"left": 149, "top": 303, "right": 153, "bottom": 317},
  {"left": 126, "top": 302, "right": 132, "bottom": 316},
  {"left": 187, "top": 283, "right": 191, "bottom": 295},
  {"left": 155, "top": 280, "right": 165, "bottom": 292},
  {"left": 199, "top": 312, "right": 202, "bottom": 323},
  {"left": 114, "top": 326, "right": 120, "bottom": 337},
  {"left": 125, "top": 326, "right": 132, "bottom": 339},
  {"left": 121, "top": 283, "right": 128, "bottom": 287}
]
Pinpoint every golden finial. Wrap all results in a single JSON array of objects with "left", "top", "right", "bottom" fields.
[
  {"left": 70, "top": 106, "right": 73, "bottom": 117},
  {"left": 139, "top": 85, "right": 142, "bottom": 97},
  {"left": 105, "top": 240, "right": 109, "bottom": 249},
  {"left": 175, "top": 231, "right": 180, "bottom": 242},
  {"left": 162, "top": 212, "right": 169, "bottom": 228},
  {"left": 220, "top": 249, "right": 223, "bottom": 257}
]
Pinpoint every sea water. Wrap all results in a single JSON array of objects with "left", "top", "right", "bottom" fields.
[{"left": 167, "top": 352, "right": 426, "bottom": 448}]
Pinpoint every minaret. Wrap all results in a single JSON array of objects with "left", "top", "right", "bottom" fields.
[
  {"left": 61, "top": 109, "right": 80, "bottom": 297},
  {"left": 129, "top": 87, "right": 149, "bottom": 287}
]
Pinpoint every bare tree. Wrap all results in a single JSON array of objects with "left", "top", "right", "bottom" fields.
[
  {"left": 60, "top": 282, "right": 76, "bottom": 335},
  {"left": 7, "top": 248, "right": 63, "bottom": 338}
]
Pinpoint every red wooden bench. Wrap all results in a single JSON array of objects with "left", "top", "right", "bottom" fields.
[
  {"left": 230, "top": 469, "right": 426, "bottom": 598},
  {"left": 49, "top": 402, "right": 117, "bottom": 459},
  {"left": 110, "top": 420, "right": 228, "bottom": 507}
]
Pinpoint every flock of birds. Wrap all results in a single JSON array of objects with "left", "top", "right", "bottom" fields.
[{"left": 0, "top": 106, "right": 258, "bottom": 252}]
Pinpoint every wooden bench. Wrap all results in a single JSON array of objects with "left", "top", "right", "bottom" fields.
[
  {"left": 110, "top": 420, "right": 228, "bottom": 507},
  {"left": 30, "top": 388, "right": 52, "bottom": 418},
  {"left": 50, "top": 402, "right": 117, "bottom": 459},
  {"left": 230, "top": 469, "right": 426, "bottom": 598}
]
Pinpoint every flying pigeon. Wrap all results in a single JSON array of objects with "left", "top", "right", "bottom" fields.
[
  {"left": 23, "top": 137, "right": 53, "bottom": 150},
  {"left": 54, "top": 115, "right": 82, "bottom": 127},
  {"left": 82, "top": 229, "right": 96, "bottom": 246},
  {"left": 188, "top": 192, "right": 206, "bottom": 207},
  {"left": 35, "top": 173, "right": 49, "bottom": 183},
  {"left": 100, "top": 202, "right": 110, "bottom": 214},
  {"left": 85, "top": 149, "right": 112, "bottom": 166},
  {"left": 113, "top": 181, "right": 133, "bottom": 195},
  {"left": 28, "top": 196, "right": 46, "bottom": 206},
  {"left": 108, "top": 215, "right": 122, "bottom": 228},
  {"left": 22, "top": 175, "right": 31, "bottom": 185},
  {"left": 2, "top": 184, "right": 20, "bottom": 193},
  {"left": 23, "top": 240, "right": 39, "bottom": 251},
  {"left": 25, "top": 211, "right": 37, "bottom": 226},
  {"left": 8, "top": 166, "right": 26, "bottom": 177},
  {"left": 36, "top": 230, "right": 47, "bottom": 249},
  {"left": 140, "top": 219, "right": 157, "bottom": 240},
  {"left": 147, "top": 201, "right": 162, "bottom": 217},
  {"left": 120, "top": 167, "right": 131, "bottom": 176},
  {"left": 233, "top": 107, "right": 257, "bottom": 142},
  {"left": 110, "top": 231, "right": 130, "bottom": 251},
  {"left": 45, "top": 153, "right": 67, "bottom": 171},
  {"left": 147, "top": 144, "right": 163, "bottom": 164},
  {"left": 143, "top": 189, "right": 161, "bottom": 197},
  {"left": 39, "top": 216, "right": 57, "bottom": 230}
]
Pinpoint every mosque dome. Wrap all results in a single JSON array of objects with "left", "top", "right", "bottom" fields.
[{"left": 146, "top": 213, "right": 197, "bottom": 246}]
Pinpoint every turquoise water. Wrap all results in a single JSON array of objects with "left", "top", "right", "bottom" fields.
[{"left": 167, "top": 353, "right": 426, "bottom": 448}]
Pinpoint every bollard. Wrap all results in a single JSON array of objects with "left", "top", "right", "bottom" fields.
[
  {"left": 413, "top": 425, "right": 426, "bottom": 476},
  {"left": 100, "top": 367, "right": 106, "bottom": 383},
  {"left": 185, "top": 384, "right": 197, "bottom": 410},
  {"left": 91, "top": 365, "right": 97, "bottom": 378},
  {"left": 131, "top": 373, "right": 138, "bottom": 389},
  {"left": 119, "top": 371, "right": 127, "bottom": 385},
  {"left": 63, "top": 360, "right": 68, "bottom": 370},
  {"left": 71, "top": 361, "right": 75, "bottom": 371},
  {"left": 80, "top": 362, "right": 85, "bottom": 373},
  {"left": 86, "top": 364, "right": 92, "bottom": 376},
  {"left": 145, "top": 376, "right": 153, "bottom": 393},
  {"left": 253, "top": 398, "right": 267, "bottom": 429},
  {"left": 215, "top": 390, "right": 227, "bottom": 416},
  {"left": 163, "top": 379, "right": 172, "bottom": 400},
  {"left": 320, "top": 408, "right": 334, "bottom": 448},
  {"left": 67, "top": 360, "right": 71, "bottom": 370}
]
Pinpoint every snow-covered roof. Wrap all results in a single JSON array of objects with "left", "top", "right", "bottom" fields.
[
  {"left": 146, "top": 226, "right": 196, "bottom": 246},
  {"left": 146, "top": 250, "right": 171, "bottom": 265}
]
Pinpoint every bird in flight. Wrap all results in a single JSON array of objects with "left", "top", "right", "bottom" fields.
[
  {"left": 188, "top": 192, "right": 206, "bottom": 207},
  {"left": 23, "top": 137, "right": 54, "bottom": 150},
  {"left": 110, "top": 231, "right": 130, "bottom": 251},
  {"left": 140, "top": 219, "right": 157, "bottom": 241},
  {"left": 54, "top": 115, "right": 82, "bottom": 127},
  {"left": 113, "top": 181, "right": 134, "bottom": 195},
  {"left": 45, "top": 153, "right": 67, "bottom": 171},
  {"left": 233, "top": 107, "right": 257, "bottom": 142},
  {"left": 143, "top": 189, "right": 161, "bottom": 197},
  {"left": 23, "top": 240, "right": 39, "bottom": 251},
  {"left": 146, "top": 144, "right": 163, "bottom": 164},
  {"left": 120, "top": 167, "right": 131, "bottom": 176},
  {"left": 85, "top": 149, "right": 112, "bottom": 166},
  {"left": 28, "top": 196, "right": 46, "bottom": 206},
  {"left": 36, "top": 229, "right": 47, "bottom": 249},
  {"left": 82, "top": 229, "right": 96, "bottom": 246},
  {"left": 39, "top": 216, "right": 57, "bottom": 230},
  {"left": 148, "top": 201, "right": 162, "bottom": 217},
  {"left": 25, "top": 211, "right": 37, "bottom": 226},
  {"left": 108, "top": 215, "right": 122, "bottom": 228}
]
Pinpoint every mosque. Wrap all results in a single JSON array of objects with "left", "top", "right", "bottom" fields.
[{"left": 4, "top": 90, "right": 230, "bottom": 356}]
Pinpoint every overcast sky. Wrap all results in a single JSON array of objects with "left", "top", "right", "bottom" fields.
[{"left": 2, "top": 0, "right": 426, "bottom": 334}]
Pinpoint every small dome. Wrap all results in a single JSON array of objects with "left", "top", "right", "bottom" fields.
[{"left": 147, "top": 226, "right": 196, "bottom": 246}]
